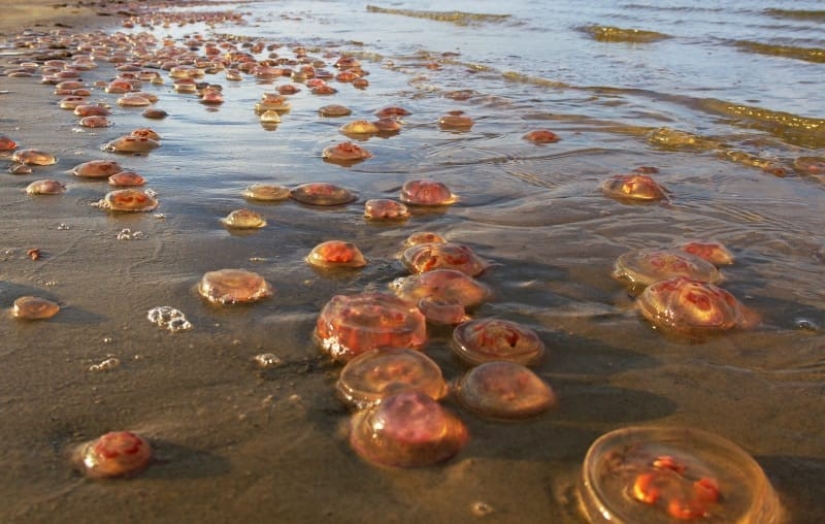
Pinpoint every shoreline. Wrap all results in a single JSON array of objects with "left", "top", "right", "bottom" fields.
[{"left": 0, "top": 1, "right": 115, "bottom": 36}]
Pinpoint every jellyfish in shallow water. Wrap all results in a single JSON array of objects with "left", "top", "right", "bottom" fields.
[
  {"left": 349, "top": 391, "right": 468, "bottom": 468},
  {"left": 452, "top": 318, "right": 545, "bottom": 366},
  {"left": 375, "top": 106, "right": 410, "bottom": 119},
  {"left": 242, "top": 183, "right": 291, "bottom": 202},
  {"left": 104, "top": 135, "right": 160, "bottom": 154},
  {"left": 674, "top": 241, "right": 734, "bottom": 267},
  {"left": 108, "top": 171, "right": 145, "bottom": 187},
  {"left": 198, "top": 269, "right": 272, "bottom": 305},
  {"left": 364, "top": 199, "right": 409, "bottom": 220},
  {"left": 74, "top": 431, "right": 153, "bottom": 479},
  {"left": 322, "top": 141, "right": 373, "bottom": 164},
  {"left": 221, "top": 209, "right": 266, "bottom": 229},
  {"left": 12, "top": 296, "right": 60, "bottom": 319},
  {"left": 12, "top": 149, "right": 57, "bottom": 166},
  {"left": 405, "top": 231, "right": 446, "bottom": 246},
  {"left": 636, "top": 276, "right": 759, "bottom": 336},
  {"left": 315, "top": 293, "right": 427, "bottom": 362},
  {"left": 438, "top": 111, "right": 474, "bottom": 130},
  {"left": 400, "top": 179, "right": 458, "bottom": 206},
  {"left": 0, "top": 135, "right": 18, "bottom": 151},
  {"left": 319, "top": 104, "right": 352, "bottom": 117},
  {"left": 307, "top": 240, "right": 367, "bottom": 269},
  {"left": 72, "top": 160, "right": 124, "bottom": 179},
  {"left": 79, "top": 115, "right": 112, "bottom": 128},
  {"left": 290, "top": 183, "right": 357, "bottom": 206},
  {"left": 26, "top": 179, "right": 66, "bottom": 195},
  {"left": 391, "top": 269, "right": 490, "bottom": 310},
  {"left": 602, "top": 173, "right": 668, "bottom": 202},
  {"left": 612, "top": 249, "right": 722, "bottom": 290},
  {"left": 523, "top": 130, "right": 560, "bottom": 143},
  {"left": 455, "top": 361, "right": 556, "bottom": 420},
  {"left": 336, "top": 348, "right": 447, "bottom": 410},
  {"left": 99, "top": 189, "right": 158, "bottom": 212},
  {"left": 339, "top": 120, "right": 379, "bottom": 135},
  {"left": 401, "top": 242, "right": 486, "bottom": 276}
]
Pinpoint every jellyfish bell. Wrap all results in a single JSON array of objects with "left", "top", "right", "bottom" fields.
[
  {"left": 221, "top": 209, "right": 267, "bottom": 229},
  {"left": 391, "top": 269, "right": 491, "bottom": 310},
  {"left": 104, "top": 135, "right": 160, "bottom": 154},
  {"left": 364, "top": 199, "right": 410, "bottom": 221},
  {"left": 198, "top": 268, "right": 272, "bottom": 305},
  {"left": 322, "top": 141, "right": 373, "bottom": 164},
  {"left": 523, "top": 129, "right": 560, "bottom": 143},
  {"left": 108, "top": 171, "right": 146, "bottom": 187},
  {"left": 452, "top": 318, "right": 545, "bottom": 366},
  {"left": 400, "top": 179, "right": 458, "bottom": 206},
  {"left": 73, "top": 430, "right": 153, "bottom": 479},
  {"left": 11, "top": 296, "right": 60, "bottom": 320},
  {"left": 612, "top": 249, "right": 722, "bottom": 291},
  {"left": 674, "top": 241, "right": 734, "bottom": 267},
  {"left": 12, "top": 149, "right": 57, "bottom": 166},
  {"left": 290, "top": 183, "right": 357, "bottom": 206},
  {"left": 306, "top": 240, "right": 367, "bottom": 269},
  {"left": 72, "top": 160, "right": 124, "bottom": 179},
  {"left": 401, "top": 242, "right": 487, "bottom": 276},
  {"left": 455, "top": 361, "right": 556, "bottom": 420},
  {"left": 602, "top": 174, "right": 668, "bottom": 202},
  {"left": 99, "top": 189, "right": 158, "bottom": 212},
  {"left": 26, "top": 179, "right": 66, "bottom": 195},
  {"left": 242, "top": 183, "right": 291, "bottom": 202}
]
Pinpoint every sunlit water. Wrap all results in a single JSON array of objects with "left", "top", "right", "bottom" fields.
[{"left": 0, "top": 0, "right": 823, "bottom": 522}]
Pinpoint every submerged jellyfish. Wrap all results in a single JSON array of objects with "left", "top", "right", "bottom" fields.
[
  {"left": 613, "top": 249, "right": 722, "bottom": 290},
  {"left": 400, "top": 179, "right": 458, "bottom": 206},
  {"left": 401, "top": 242, "right": 487, "bottom": 276},
  {"left": 349, "top": 391, "right": 468, "bottom": 468},
  {"left": 322, "top": 141, "right": 373, "bottom": 164},
  {"left": 602, "top": 174, "right": 668, "bottom": 202},
  {"left": 336, "top": 348, "right": 448, "bottom": 410},
  {"left": 290, "top": 183, "right": 357, "bottom": 206},
  {"left": 242, "top": 183, "right": 291, "bottom": 202},
  {"left": 12, "top": 149, "right": 57, "bottom": 166},
  {"left": 221, "top": 209, "right": 267, "bottom": 229},
  {"left": 99, "top": 189, "right": 158, "bottom": 212},
  {"left": 108, "top": 171, "right": 145, "bottom": 187},
  {"left": 364, "top": 199, "right": 410, "bottom": 221},
  {"left": 454, "top": 361, "right": 557, "bottom": 420},
  {"left": 438, "top": 111, "right": 474, "bottom": 130},
  {"left": 339, "top": 120, "right": 379, "bottom": 135},
  {"left": 523, "top": 130, "right": 560, "bottom": 143},
  {"left": 11, "top": 296, "right": 60, "bottom": 320},
  {"left": 198, "top": 268, "right": 272, "bottom": 304},
  {"left": 637, "top": 277, "right": 759, "bottom": 336},
  {"left": 74, "top": 431, "right": 153, "bottom": 479},
  {"left": 307, "top": 240, "right": 367, "bottom": 269},
  {"left": 674, "top": 241, "right": 734, "bottom": 267},
  {"left": 315, "top": 293, "right": 427, "bottom": 362},
  {"left": 452, "top": 318, "right": 545, "bottom": 366},
  {"left": 72, "top": 160, "right": 124, "bottom": 179},
  {"left": 104, "top": 136, "right": 160, "bottom": 154},
  {"left": 319, "top": 104, "right": 352, "bottom": 117},
  {"left": 26, "top": 179, "right": 66, "bottom": 195}
]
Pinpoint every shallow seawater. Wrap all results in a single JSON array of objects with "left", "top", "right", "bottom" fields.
[{"left": 0, "top": 0, "right": 823, "bottom": 522}]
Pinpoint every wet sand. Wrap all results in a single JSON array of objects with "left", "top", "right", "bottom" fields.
[{"left": 1, "top": 1, "right": 824, "bottom": 523}]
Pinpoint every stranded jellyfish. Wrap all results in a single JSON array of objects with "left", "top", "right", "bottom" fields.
[
  {"left": 523, "top": 130, "right": 560, "bottom": 143},
  {"left": 438, "top": 111, "right": 474, "bottom": 130},
  {"left": 322, "top": 141, "right": 373, "bottom": 164},
  {"left": 11, "top": 149, "right": 57, "bottom": 166},
  {"left": 349, "top": 391, "right": 468, "bottom": 468},
  {"left": 74, "top": 104, "right": 110, "bottom": 117},
  {"left": 580, "top": 427, "right": 784, "bottom": 524},
  {"left": 391, "top": 269, "right": 490, "bottom": 310},
  {"left": 221, "top": 209, "right": 267, "bottom": 229},
  {"left": 315, "top": 293, "right": 427, "bottom": 362},
  {"left": 401, "top": 242, "right": 487, "bottom": 276},
  {"left": 74, "top": 430, "right": 153, "bottom": 479},
  {"left": 79, "top": 116, "right": 112, "bottom": 128},
  {"left": 11, "top": 296, "right": 60, "bottom": 320},
  {"left": 319, "top": 104, "right": 352, "bottom": 117},
  {"left": 104, "top": 136, "right": 160, "bottom": 154},
  {"left": 130, "top": 128, "right": 161, "bottom": 141},
  {"left": 336, "top": 348, "right": 448, "bottom": 410},
  {"left": 613, "top": 249, "right": 722, "bottom": 290},
  {"left": 198, "top": 268, "right": 272, "bottom": 305},
  {"left": 637, "top": 277, "right": 759, "bottom": 336},
  {"left": 454, "top": 361, "right": 556, "bottom": 420},
  {"left": 364, "top": 199, "right": 410, "bottom": 221},
  {"left": 99, "top": 189, "right": 158, "bottom": 212},
  {"left": 674, "top": 241, "right": 734, "bottom": 267},
  {"left": 108, "top": 171, "right": 145, "bottom": 187},
  {"left": 307, "top": 240, "right": 367, "bottom": 269},
  {"left": 339, "top": 120, "right": 379, "bottom": 136},
  {"left": 452, "top": 318, "right": 545, "bottom": 366},
  {"left": 0, "top": 135, "right": 17, "bottom": 151},
  {"left": 400, "top": 179, "right": 458, "bottom": 206},
  {"left": 375, "top": 106, "right": 410, "bottom": 119},
  {"left": 72, "top": 160, "right": 124, "bottom": 179},
  {"left": 602, "top": 174, "right": 668, "bottom": 202},
  {"left": 405, "top": 231, "right": 446, "bottom": 246},
  {"left": 26, "top": 179, "right": 66, "bottom": 195},
  {"left": 290, "top": 183, "right": 357, "bottom": 206},
  {"left": 242, "top": 183, "right": 291, "bottom": 202}
]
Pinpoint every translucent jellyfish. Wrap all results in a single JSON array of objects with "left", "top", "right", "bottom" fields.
[
  {"left": 104, "top": 136, "right": 161, "bottom": 154},
  {"left": 198, "top": 268, "right": 272, "bottom": 305},
  {"left": 319, "top": 104, "right": 352, "bottom": 117},
  {"left": 0, "top": 135, "right": 17, "bottom": 151},
  {"left": 11, "top": 149, "right": 57, "bottom": 166},
  {"left": 581, "top": 427, "right": 784, "bottom": 524},
  {"left": 99, "top": 189, "right": 158, "bottom": 212},
  {"left": 78, "top": 116, "right": 112, "bottom": 128},
  {"left": 399, "top": 179, "right": 458, "bottom": 206},
  {"left": 26, "top": 179, "right": 66, "bottom": 195},
  {"left": 401, "top": 242, "right": 487, "bottom": 276},
  {"left": 259, "top": 110, "right": 281, "bottom": 124},
  {"left": 454, "top": 361, "right": 556, "bottom": 420},
  {"left": 59, "top": 96, "right": 87, "bottom": 110},
  {"left": 405, "top": 231, "right": 447, "bottom": 246},
  {"left": 322, "top": 141, "right": 373, "bottom": 164},
  {"left": 416, "top": 297, "right": 468, "bottom": 325},
  {"left": 339, "top": 120, "right": 379, "bottom": 135},
  {"left": 438, "top": 111, "right": 474, "bottom": 130},
  {"left": 74, "top": 431, "right": 153, "bottom": 479},
  {"left": 117, "top": 94, "right": 151, "bottom": 107},
  {"left": 130, "top": 128, "right": 161, "bottom": 141},
  {"left": 523, "top": 130, "right": 561, "bottom": 143},
  {"left": 307, "top": 240, "right": 367, "bottom": 269},
  {"left": 315, "top": 293, "right": 427, "bottom": 362},
  {"left": 11, "top": 296, "right": 60, "bottom": 320},
  {"left": 336, "top": 348, "right": 448, "bottom": 410},
  {"left": 242, "top": 183, "right": 291, "bottom": 202},
  {"left": 452, "top": 318, "right": 545, "bottom": 366},
  {"left": 375, "top": 106, "right": 411, "bottom": 119},
  {"left": 602, "top": 174, "right": 668, "bottom": 202},
  {"left": 364, "top": 199, "right": 410, "bottom": 221},
  {"left": 290, "top": 183, "right": 357, "bottom": 206},
  {"left": 74, "top": 104, "right": 110, "bottom": 117},
  {"left": 674, "top": 241, "right": 734, "bottom": 267},
  {"left": 349, "top": 391, "right": 468, "bottom": 468},
  {"left": 391, "top": 269, "right": 490, "bottom": 310},
  {"left": 613, "top": 249, "right": 723, "bottom": 290},
  {"left": 72, "top": 160, "right": 124, "bottom": 179},
  {"left": 637, "top": 277, "right": 759, "bottom": 336},
  {"left": 221, "top": 209, "right": 267, "bottom": 229},
  {"left": 373, "top": 118, "right": 402, "bottom": 133},
  {"left": 108, "top": 171, "right": 146, "bottom": 187}
]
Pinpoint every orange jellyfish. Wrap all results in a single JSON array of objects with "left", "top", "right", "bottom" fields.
[
  {"left": 438, "top": 110, "right": 474, "bottom": 130},
  {"left": 108, "top": 171, "right": 146, "bottom": 187},
  {"left": 455, "top": 361, "right": 557, "bottom": 420},
  {"left": 79, "top": 116, "right": 113, "bottom": 128},
  {"left": 290, "top": 183, "right": 357, "bottom": 206},
  {"left": 322, "top": 141, "right": 373, "bottom": 164},
  {"left": 198, "top": 268, "right": 272, "bottom": 304},
  {"left": 12, "top": 149, "right": 57, "bottom": 166},
  {"left": 242, "top": 183, "right": 291, "bottom": 202},
  {"left": 99, "top": 189, "right": 159, "bottom": 212},
  {"left": 319, "top": 104, "right": 352, "bottom": 117},
  {"left": 26, "top": 180, "right": 66, "bottom": 195},
  {"left": 400, "top": 179, "right": 458, "bottom": 206},
  {"left": 0, "top": 135, "right": 17, "bottom": 151},
  {"left": 72, "top": 160, "right": 124, "bottom": 179},
  {"left": 602, "top": 173, "right": 668, "bottom": 202},
  {"left": 221, "top": 209, "right": 267, "bottom": 229},
  {"left": 307, "top": 240, "right": 367, "bottom": 269},
  {"left": 11, "top": 296, "right": 60, "bottom": 319},
  {"left": 674, "top": 241, "right": 734, "bottom": 267},
  {"left": 74, "top": 431, "right": 153, "bottom": 479},
  {"left": 364, "top": 199, "right": 410, "bottom": 220},
  {"left": 405, "top": 231, "right": 447, "bottom": 246},
  {"left": 523, "top": 129, "right": 561, "bottom": 143},
  {"left": 339, "top": 120, "right": 379, "bottom": 136},
  {"left": 104, "top": 136, "right": 160, "bottom": 154},
  {"left": 401, "top": 242, "right": 487, "bottom": 276},
  {"left": 452, "top": 318, "right": 545, "bottom": 366},
  {"left": 612, "top": 249, "right": 723, "bottom": 290}
]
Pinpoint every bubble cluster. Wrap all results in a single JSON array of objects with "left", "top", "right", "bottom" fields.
[{"left": 147, "top": 306, "right": 193, "bottom": 332}]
